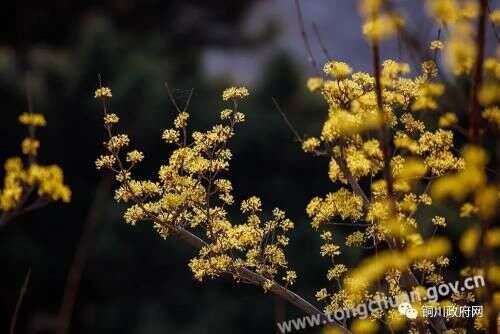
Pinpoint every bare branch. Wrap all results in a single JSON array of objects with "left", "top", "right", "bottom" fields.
[
  {"left": 55, "top": 176, "right": 112, "bottom": 334},
  {"left": 271, "top": 98, "right": 303, "bottom": 143},
  {"left": 294, "top": 0, "right": 321, "bottom": 75},
  {"left": 10, "top": 269, "right": 31, "bottom": 334},
  {"left": 312, "top": 22, "right": 331, "bottom": 60},
  {"left": 174, "top": 226, "right": 351, "bottom": 334},
  {"left": 468, "top": 0, "right": 488, "bottom": 142}
]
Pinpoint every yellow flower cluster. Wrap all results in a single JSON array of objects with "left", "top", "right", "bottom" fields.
[
  {"left": 18, "top": 112, "right": 46, "bottom": 127},
  {"left": 94, "top": 87, "right": 112, "bottom": 98},
  {"left": 432, "top": 145, "right": 498, "bottom": 219},
  {"left": 222, "top": 86, "right": 249, "bottom": 101},
  {"left": 1, "top": 114, "right": 71, "bottom": 216},
  {"left": 307, "top": 188, "right": 364, "bottom": 228},
  {"left": 96, "top": 86, "right": 296, "bottom": 292}
]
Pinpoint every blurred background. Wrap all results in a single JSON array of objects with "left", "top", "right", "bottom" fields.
[{"left": 0, "top": 0, "right": 498, "bottom": 333}]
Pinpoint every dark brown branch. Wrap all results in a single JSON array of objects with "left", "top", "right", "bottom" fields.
[
  {"left": 272, "top": 98, "right": 303, "bottom": 143},
  {"left": 312, "top": 22, "right": 331, "bottom": 60},
  {"left": 10, "top": 269, "right": 31, "bottom": 334},
  {"left": 55, "top": 176, "right": 112, "bottom": 334},
  {"left": 294, "top": 0, "right": 321, "bottom": 76},
  {"left": 371, "top": 42, "right": 395, "bottom": 199},
  {"left": 468, "top": 0, "right": 488, "bottom": 142},
  {"left": 174, "top": 226, "right": 351, "bottom": 334}
]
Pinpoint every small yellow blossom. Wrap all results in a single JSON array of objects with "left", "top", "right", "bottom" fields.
[
  {"left": 490, "top": 9, "right": 500, "bottom": 25},
  {"left": 438, "top": 112, "right": 458, "bottom": 128},
  {"left": 174, "top": 112, "right": 189, "bottom": 129},
  {"left": 19, "top": 113, "right": 46, "bottom": 127},
  {"left": 459, "top": 202, "right": 478, "bottom": 217},
  {"left": 430, "top": 40, "right": 444, "bottom": 50},
  {"left": 222, "top": 86, "right": 249, "bottom": 101},
  {"left": 362, "top": 14, "right": 402, "bottom": 41},
  {"left": 241, "top": 196, "right": 262, "bottom": 213},
  {"left": 95, "top": 155, "right": 116, "bottom": 170},
  {"left": 482, "top": 107, "right": 500, "bottom": 129},
  {"left": 21, "top": 138, "right": 40, "bottom": 156},
  {"left": 302, "top": 137, "right": 320, "bottom": 153},
  {"left": 315, "top": 288, "right": 329, "bottom": 301},
  {"left": 323, "top": 61, "right": 352, "bottom": 78},
  {"left": 104, "top": 113, "right": 119, "bottom": 125},
  {"left": 106, "top": 134, "right": 130, "bottom": 151},
  {"left": 283, "top": 271, "right": 297, "bottom": 285},
  {"left": 94, "top": 87, "right": 112, "bottom": 98},
  {"left": 432, "top": 216, "right": 446, "bottom": 227},
  {"left": 307, "top": 77, "right": 323, "bottom": 92},
  {"left": 126, "top": 150, "right": 144, "bottom": 164},
  {"left": 351, "top": 319, "right": 378, "bottom": 334},
  {"left": 162, "top": 129, "right": 180, "bottom": 144}
]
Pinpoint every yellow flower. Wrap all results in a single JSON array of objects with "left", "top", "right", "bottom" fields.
[
  {"left": 241, "top": 196, "right": 262, "bottom": 213},
  {"left": 222, "top": 86, "right": 249, "bottom": 101},
  {"left": 126, "top": 150, "right": 144, "bottom": 164},
  {"left": 95, "top": 155, "right": 116, "bottom": 170},
  {"left": 323, "top": 61, "right": 352, "bottom": 78},
  {"left": 460, "top": 202, "right": 478, "bottom": 217},
  {"left": 362, "top": 14, "right": 403, "bottom": 41},
  {"left": 307, "top": 77, "right": 323, "bottom": 92},
  {"left": 459, "top": 227, "right": 480, "bottom": 257},
  {"left": 490, "top": 9, "right": 500, "bottom": 25},
  {"left": 21, "top": 138, "right": 40, "bottom": 156},
  {"left": 432, "top": 216, "right": 446, "bottom": 227},
  {"left": 104, "top": 113, "right": 119, "bottom": 125},
  {"left": 482, "top": 107, "right": 500, "bottom": 129},
  {"left": 94, "top": 87, "right": 112, "bottom": 98},
  {"left": 162, "top": 129, "right": 180, "bottom": 144},
  {"left": 438, "top": 112, "right": 458, "bottom": 128},
  {"left": 302, "top": 137, "right": 320, "bottom": 153},
  {"left": 19, "top": 113, "right": 46, "bottom": 127},
  {"left": 174, "top": 112, "right": 189, "bottom": 128},
  {"left": 430, "top": 40, "right": 444, "bottom": 50},
  {"left": 427, "top": 0, "right": 459, "bottom": 23},
  {"left": 351, "top": 319, "right": 378, "bottom": 334}
]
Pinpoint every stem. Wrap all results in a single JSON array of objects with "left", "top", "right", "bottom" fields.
[
  {"left": 468, "top": 0, "right": 487, "bottom": 142},
  {"left": 371, "top": 42, "right": 394, "bottom": 199},
  {"left": 175, "top": 226, "right": 351, "bottom": 334},
  {"left": 10, "top": 269, "right": 31, "bottom": 334},
  {"left": 55, "top": 176, "right": 112, "bottom": 334}
]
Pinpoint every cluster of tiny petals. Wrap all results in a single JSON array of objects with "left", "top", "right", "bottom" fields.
[
  {"left": 430, "top": 40, "right": 444, "bottom": 50},
  {"left": 126, "top": 150, "right": 144, "bottom": 164},
  {"left": 94, "top": 87, "right": 112, "bottom": 98},
  {"left": 106, "top": 134, "right": 130, "bottom": 151},
  {"left": 104, "top": 113, "right": 119, "bottom": 125},
  {"left": 21, "top": 138, "right": 40, "bottom": 156},
  {"left": 19, "top": 113, "right": 46, "bottom": 127},
  {"left": 323, "top": 60, "right": 352, "bottom": 78},
  {"left": 95, "top": 154, "right": 116, "bottom": 170},
  {"left": 222, "top": 86, "right": 249, "bottom": 101},
  {"left": 162, "top": 129, "right": 180, "bottom": 143}
]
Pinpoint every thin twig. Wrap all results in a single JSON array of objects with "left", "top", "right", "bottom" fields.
[
  {"left": 271, "top": 98, "right": 303, "bottom": 143},
  {"left": 294, "top": 0, "right": 321, "bottom": 75},
  {"left": 312, "top": 22, "right": 331, "bottom": 60},
  {"left": 10, "top": 269, "right": 31, "bottom": 334},
  {"left": 55, "top": 176, "right": 112, "bottom": 334},
  {"left": 174, "top": 226, "right": 351, "bottom": 334},
  {"left": 486, "top": 2, "right": 500, "bottom": 43},
  {"left": 372, "top": 42, "right": 395, "bottom": 199},
  {"left": 164, "top": 82, "right": 183, "bottom": 113},
  {"left": 468, "top": 0, "right": 488, "bottom": 142}
]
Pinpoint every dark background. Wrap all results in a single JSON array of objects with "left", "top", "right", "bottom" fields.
[{"left": 0, "top": 1, "right": 498, "bottom": 333}]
